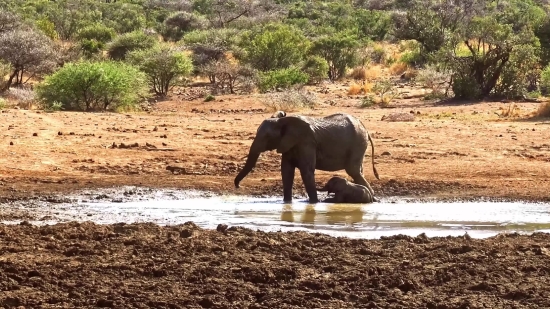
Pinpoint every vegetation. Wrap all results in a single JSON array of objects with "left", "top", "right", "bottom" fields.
[
  {"left": 36, "top": 61, "right": 149, "bottom": 112},
  {"left": 0, "top": 0, "right": 549, "bottom": 113}
]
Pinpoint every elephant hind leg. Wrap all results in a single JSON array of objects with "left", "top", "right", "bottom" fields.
[{"left": 345, "top": 166, "right": 374, "bottom": 197}]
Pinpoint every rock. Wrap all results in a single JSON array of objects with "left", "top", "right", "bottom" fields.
[
  {"left": 381, "top": 151, "right": 392, "bottom": 156},
  {"left": 33, "top": 133, "right": 38, "bottom": 136},
  {"left": 217, "top": 224, "right": 228, "bottom": 233},
  {"left": 96, "top": 299, "right": 114, "bottom": 307},
  {"left": 180, "top": 229, "right": 194, "bottom": 238}
]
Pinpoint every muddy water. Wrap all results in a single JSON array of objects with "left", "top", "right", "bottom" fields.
[{"left": 2, "top": 188, "right": 550, "bottom": 238}]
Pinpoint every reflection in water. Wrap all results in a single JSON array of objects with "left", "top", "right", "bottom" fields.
[
  {"left": 279, "top": 203, "right": 366, "bottom": 227},
  {"left": 325, "top": 204, "right": 365, "bottom": 226},
  {"left": 280, "top": 204, "right": 294, "bottom": 223},
  {"left": 301, "top": 204, "right": 317, "bottom": 224}
]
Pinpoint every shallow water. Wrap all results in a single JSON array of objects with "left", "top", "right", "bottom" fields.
[{"left": 2, "top": 188, "right": 550, "bottom": 239}]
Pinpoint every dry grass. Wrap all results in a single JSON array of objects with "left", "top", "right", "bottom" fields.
[
  {"left": 347, "top": 83, "right": 363, "bottom": 95},
  {"left": 364, "top": 66, "right": 384, "bottom": 81},
  {"left": 534, "top": 102, "right": 550, "bottom": 118},
  {"left": 498, "top": 103, "right": 524, "bottom": 118},
  {"left": 363, "top": 82, "right": 374, "bottom": 93},
  {"left": 349, "top": 66, "right": 367, "bottom": 80},
  {"left": 389, "top": 62, "right": 409, "bottom": 76}
]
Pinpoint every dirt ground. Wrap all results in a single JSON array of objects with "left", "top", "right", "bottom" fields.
[
  {"left": 1, "top": 82, "right": 550, "bottom": 202},
  {"left": 0, "top": 221, "right": 549, "bottom": 308}
]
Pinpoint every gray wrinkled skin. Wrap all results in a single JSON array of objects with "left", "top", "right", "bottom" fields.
[
  {"left": 317, "top": 176, "right": 375, "bottom": 204},
  {"left": 234, "top": 113, "right": 380, "bottom": 203}
]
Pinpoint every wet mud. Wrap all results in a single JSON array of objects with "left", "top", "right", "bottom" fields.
[{"left": 1, "top": 222, "right": 550, "bottom": 308}]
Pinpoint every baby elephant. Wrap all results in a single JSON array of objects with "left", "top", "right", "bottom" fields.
[{"left": 317, "top": 176, "right": 375, "bottom": 204}]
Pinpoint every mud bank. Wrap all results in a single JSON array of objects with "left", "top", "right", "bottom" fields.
[{"left": 1, "top": 222, "right": 550, "bottom": 308}]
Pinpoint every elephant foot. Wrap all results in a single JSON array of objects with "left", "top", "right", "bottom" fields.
[{"left": 308, "top": 197, "right": 320, "bottom": 204}]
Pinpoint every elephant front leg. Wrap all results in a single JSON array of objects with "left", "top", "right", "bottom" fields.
[
  {"left": 298, "top": 156, "right": 318, "bottom": 203},
  {"left": 281, "top": 154, "right": 295, "bottom": 203}
]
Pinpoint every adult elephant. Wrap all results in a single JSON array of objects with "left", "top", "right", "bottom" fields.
[{"left": 233, "top": 113, "right": 380, "bottom": 203}]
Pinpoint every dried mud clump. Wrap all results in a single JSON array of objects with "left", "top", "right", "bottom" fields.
[{"left": 0, "top": 222, "right": 550, "bottom": 308}]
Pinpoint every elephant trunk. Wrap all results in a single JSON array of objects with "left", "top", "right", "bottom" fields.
[{"left": 234, "top": 151, "right": 261, "bottom": 188}]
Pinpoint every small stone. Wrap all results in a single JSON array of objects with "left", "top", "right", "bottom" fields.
[
  {"left": 32, "top": 133, "right": 38, "bottom": 136},
  {"left": 216, "top": 224, "right": 228, "bottom": 233},
  {"left": 96, "top": 299, "right": 114, "bottom": 307},
  {"left": 180, "top": 229, "right": 193, "bottom": 238},
  {"left": 381, "top": 151, "right": 392, "bottom": 156},
  {"left": 9, "top": 141, "right": 13, "bottom": 145}
]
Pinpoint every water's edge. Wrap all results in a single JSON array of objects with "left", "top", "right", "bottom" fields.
[{"left": 1, "top": 186, "right": 550, "bottom": 239}]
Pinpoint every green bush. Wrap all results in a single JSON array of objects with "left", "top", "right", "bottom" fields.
[
  {"left": 258, "top": 67, "right": 309, "bottom": 93},
  {"left": 311, "top": 31, "right": 360, "bottom": 81},
  {"left": 540, "top": 63, "right": 550, "bottom": 95},
  {"left": 239, "top": 23, "right": 311, "bottom": 71},
  {"left": 107, "top": 31, "right": 158, "bottom": 61},
  {"left": 451, "top": 72, "right": 482, "bottom": 100},
  {"left": 494, "top": 44, "right": 540, "bottom": 99},
  {"left": 35, "top": 18, "right": 58, "bottom": 40},
  {"left": 76, "top": 24, "right": 116, "bottom": 44},
  {"left": 127, "top": 45, "right": 194, "bottom": 96},
  {"left": 36, "top": 61, "right": 149, "bottom": 112},
  {"left": 302, "top": 55, "right": 328, "bottom": 84},
  {"left": 79, "top": 39, "right": 104, "bottom": 58}
]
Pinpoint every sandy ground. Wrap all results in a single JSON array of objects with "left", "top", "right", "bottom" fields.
[
  {"left": 0, "top": 222, "right": 549, "bottom": 308},
  {"left": 1, "top": 82, "right": 550, "bottom": 203}
]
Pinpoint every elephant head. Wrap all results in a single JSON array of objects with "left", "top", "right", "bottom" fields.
[
  {"left": 317, "top": 176, "right": 348, "bottom": 194},
  {"left": 234, "top": 115, "right": 313, "bottom": 188}
]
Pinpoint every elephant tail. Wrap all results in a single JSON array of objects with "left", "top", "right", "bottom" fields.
[{"left": 368, "top": 132, "right": 380, "bottom": 180}]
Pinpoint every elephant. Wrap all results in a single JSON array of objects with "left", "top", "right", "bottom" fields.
[
  {"left": 317, "top": 176, "right": 375, "bottom": 204},
  {"left": 233, "top": 112, "right": 380, "bottom": 203}
]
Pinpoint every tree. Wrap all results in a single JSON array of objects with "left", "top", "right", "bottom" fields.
[
  {"left": 0, "top": 28, "right": 57, "bottom": 92},
  {"left": 239, "top": 23, "right": 310, "bottom": 71},
  {"left": 160, "top": 11, "right": 208, "bottom": 41},
  {"left": 310, "top": 31, "right": 360, "bottom": 81},
  {"left": 107, "top": 30, "right": 158, "bottom": 60},
  {"left": 182, "top": 28, "right": 242, "bottom": 77},
  {"left": 392, "top": 0, "right": 483, "bottom": 61},
  {"left": 127, "top": 44, "right": 194, "bottom": 96},
  {"left": 443, "top": 0, "right": 545, "bottom": 99},
  {"left": 200, "top": 59, "right": 258, "bottom": 94}
]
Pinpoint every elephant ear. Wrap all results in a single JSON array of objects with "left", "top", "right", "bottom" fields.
[{"left": 276, "top": 116, "right": 314, "bottom": 154}]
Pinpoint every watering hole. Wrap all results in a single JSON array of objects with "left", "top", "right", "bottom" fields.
[{"left": 2, "top": 187, "right": 550, "bottom": 239}]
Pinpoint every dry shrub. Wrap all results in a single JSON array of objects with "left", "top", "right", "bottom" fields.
[
  {"left": 364, "top": 66, "right": 382, "bottom": 81},
  {"left": 349, "top": 66, "right": 367, "bottom": 80},
  {"left": 402, "top": 69, "right": 418, "bottom": 80},
  {"left": 372, "top": 79, "right": 400, "bottom": 107},
  {"left": 5, "top": 87, "right": 36, "bottom": 108},
  {"left": 535, "top": 102, "right": 550, "bottom": 118},
  {"left": 498, "top": 103, "right": 521, "bottom": 118},
  {"left": 263, "top": 89, "right": 318, "bottom": 112},
  {"left": 348, "top": 83, "right": 362, "bottom": 95},
  {"left": 381, "top": 112, "right": 415, "bottom": 122},
  {"left": 363, "top": 82, "right": 373, "bottom": 93},
  {"left": 389, "top": 62, "right": 408, "bottom": 76}
]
